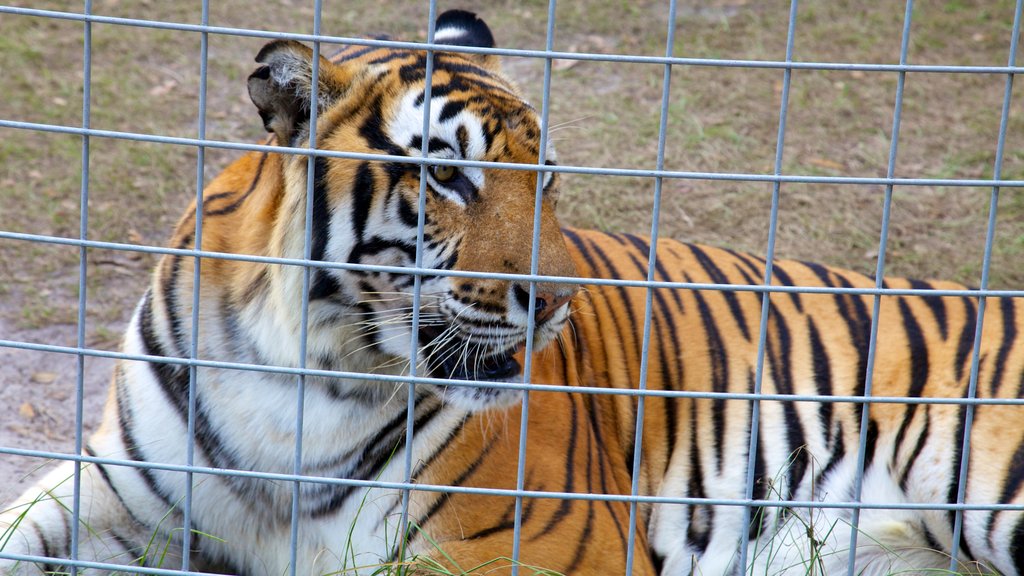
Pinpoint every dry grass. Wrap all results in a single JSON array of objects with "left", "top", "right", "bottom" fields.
[{"left": 0, "top": 0, "right": 1022, "bottom": 341}]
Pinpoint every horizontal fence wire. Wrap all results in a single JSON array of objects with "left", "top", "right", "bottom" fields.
[
  {"left": 4, "top": 444, "right": 1024, "bottom": 513},
  {"left": 4, "top": 118, "right": 1024, "bottom": 188},
  {"left": 6, "top": 335, "right": 1024, "bottom": 406},
  {"left": 3, "top": 5, "right": 1024, "bottom": 74},
  {"left": 4, "top": 230, "right": 1024, "bottom": 298},
  {"left": 1, "top": 2, "right": 1021, "bottom": 575}
]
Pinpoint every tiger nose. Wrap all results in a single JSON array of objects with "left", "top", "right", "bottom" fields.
[{"left": 512, "top": 284, "right": 574, "bottom": 325}]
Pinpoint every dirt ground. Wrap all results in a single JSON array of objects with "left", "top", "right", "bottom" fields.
[
  {"left": 2, "top": 0, "right": 1022, "bottom": 505},
  {"left": 0, "top": 318, "right": 115, "bottom": 502}
]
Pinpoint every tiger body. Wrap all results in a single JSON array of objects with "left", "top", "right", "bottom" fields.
[{"left": 2, "top": 10, "right": 1023, "bottom": 576}]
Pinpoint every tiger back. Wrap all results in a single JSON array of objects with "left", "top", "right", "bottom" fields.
[{"left": 2, "top": 9, "right": 1023, "bottom": 576}]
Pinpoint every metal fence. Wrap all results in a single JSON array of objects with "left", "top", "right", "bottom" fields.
[{"left": 1, "top": 0, "right": 1023, "bottom": 575}]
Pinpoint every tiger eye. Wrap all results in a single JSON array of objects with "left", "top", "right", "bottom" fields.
[{"left": 431, "top": 164, "right": 457, "bottom": 183}]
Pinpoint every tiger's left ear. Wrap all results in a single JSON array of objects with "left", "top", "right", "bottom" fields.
[
  {"left": 247, "top": 40, "right": 352, "bottom": 145},
  {"left": 433, "top": 10, "right": 500, "bottom": 72}
]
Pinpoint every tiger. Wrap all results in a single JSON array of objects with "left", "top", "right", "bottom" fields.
[{"left": 2, "top": 8, "right": 1023, "bottom": 576}]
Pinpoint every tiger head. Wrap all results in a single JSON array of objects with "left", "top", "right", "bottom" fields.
[{"left": 246, "top": 11, "right": 577, "bottom": 411}]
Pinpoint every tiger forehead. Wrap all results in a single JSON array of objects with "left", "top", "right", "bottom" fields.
[{"left": 337, "top": 47, "right": 538, "bottom": 128}]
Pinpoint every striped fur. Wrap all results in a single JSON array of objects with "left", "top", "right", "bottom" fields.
[{"left": 3, "top": 10, "right": 1023, "bottom": 576}]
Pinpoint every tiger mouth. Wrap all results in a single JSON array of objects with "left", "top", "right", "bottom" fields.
[{"left": 419, "top": 326, "right": 522, "bottom": 381}]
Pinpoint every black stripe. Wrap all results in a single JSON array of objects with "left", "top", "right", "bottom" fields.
[
  {"left": 568, "top": 495, "right": 596, "bottom": 567},
  {"left": 947, "top": 400, "right": 969, "bottom": 538},
  {"left": 807, "top": 318, "right": 834, "bottom": 450},
  {"left": 28, "top": 521, "right": 54, "bottom": 567},
  {"left": 990, "top": 297, "right": 1018, "bottom": 395},
  {"left": 955, "top": 298, "right": 979, "bottom": 383},
  {"left": 585, "top": 393, "right": 629, "bottom": 548},
  {"left": 731, "top": 260, "right": 759, "bottom": 288},
  {"left": 801, "top": 261, "right": 836, "bottom": 287},
  {"left": 161, "top": 238, "right": 190, "bottom": 358},
  {"left": 349, "top": 236, "right": 418, "bottom": 266},
  {"left": 727, "top": 248, "right": 766, "bottom": 283},
  {"left": 749, "top": 371, "right": 769, "bottom": 541},
  {"left": 463, "top": 488, "right": 537, "bottom": 541},
  {"left": 83, "top": 444, "right": 149, "bottom": 531},
  {"left": 310, "top": 399, "right": 440, "bottom": 518},
  {"left": 817, "top": 422, "right": 845, "bottom": 487},
  {"left": 113, "top": 356, "right": 175, "bottom": 510},
  {"left": 359, "top": 96, "right": 406, "bottom": 156},
  {"left": 988, "top": 430, "right": 1024, "bottom": 551},
  {"left": 568, "top": 393, "right": 599, "bottom": 567},
  {"left": 686, "top": 400, "right": 711, "bottom": 554},
  {"left": 205, "top": 152, "right": 269, "bottom": 217},
  {"left": 407, "top": 135, "right": 454, "bottom": 155},
  {"left": 764, "top": 304, "right": 807, "bottom": 496},
  {"left": 562, "top": 229, "right": 602, "bottom": 280},
  {"left": 689, "top": 279, "right": 728, "bottom": 475},
  {"left": 892, "top": 298, "right": 930, "bottom": 471},
  {"left": 864, "top": 418, "right": 880, "bottom": 469},
  {"left": 438, "top": 99, "right": 467, "bottom": 123},
  {"left": 532, "top": 397, "right": 580, "bottom": 538},
  {"left": 689, "top": 245, "right": 751, "bottom": 340},
  {"left": 364, "top": 50, "right": 411, "bottom": 66},
  {"left": 898, "top": 407, "right": 930, "bottom": 491},
  {"left": 909, "top": 278, "right": 949, "bottom": 340},
  {"left": 770, "top": 263, "right": 803, "bottom": 313},
  {"left": 624, "top": 234, "right": 688, "bottom": 318},
  {"left": 410, "top": 429, "right": 499, "bottom": 538},
  {"left": 1011, "top": 512, "right": 1024, "bottom": 576},
  {"left": 831, "top": 273, "right": 871, "bottom": 425},
  {"left": 309, "top": 271, "right": 342, "bottom": 301},
  {"left": 310, "top": 156, "right": 336, "bottom": 262},
  {"left": 335, "top": 44, "right": 388, "bottom": 63},
  {"left": 139, "top": 293, "right": 246, "bottom": 483}
]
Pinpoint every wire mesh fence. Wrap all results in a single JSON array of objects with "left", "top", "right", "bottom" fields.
[{"left": 1, "top": 1, "right": 1023, "bottom": 575}]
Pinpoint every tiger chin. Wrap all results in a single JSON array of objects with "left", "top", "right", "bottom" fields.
[{"left": 3, "top": 9, "right": 1024, "bottom": 576}]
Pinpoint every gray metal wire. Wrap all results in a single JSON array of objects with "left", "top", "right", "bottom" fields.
[
  {"left": 181, "top": 0, "right": 211, "bottom": 568},
  {"left": 3, "top": 6, "right": 1024, "bottom": 75},
  {"left": 624, "top": 0, "right": 679, "bottom": 573},
  {"left": 69, "top": 3, "right": 92, "bottom": 575},
  {"left": 2, "top": 3, "right": 1022, "bottom": 575},
  {"left": 5, "top": 229, "right": 1024, "bottom": 298},
  {"left": 4, "top": 118, "right": 1024, "bottom": 188},
  {"left": 737, "top": 0, "right": 798, "bottom": 571},
  {"left": 844, "top": 3, "right": 914, "bottom": 572},
  {"left": 11, "top": 336, "right": 1024, "bottom": 407},
  {"left": 4, "top": 443, "right": 1024, "bottom": 513},
  {"left": 400, "top": 0, "right": 438, "bottom": 566},
  {"left": 288, "top": 3, "right": 324, "bottom": 574},
  {"left": 510, "top": 1, "right": 558, "bottom": 572},
  {"left": 948, "top": 0, "right": 1023, "bottom": 569}
]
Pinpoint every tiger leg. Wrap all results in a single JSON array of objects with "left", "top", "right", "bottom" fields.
[{"left": 0, "top": 459, "right": 158, "bottom": 575}]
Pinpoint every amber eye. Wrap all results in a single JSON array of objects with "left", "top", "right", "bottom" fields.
[{"left": 430, "top": 164, "right": 458, "bottom": 183}]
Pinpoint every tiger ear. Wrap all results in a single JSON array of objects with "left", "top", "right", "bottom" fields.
[
  {"left": 433, "top": 10, "right": 500, "bottom": 72},
  {"left": 247, "top": 40, "right": 351, "bottom": 145}
]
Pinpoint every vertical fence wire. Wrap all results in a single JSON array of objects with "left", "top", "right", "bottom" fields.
[
  {"left": 948, "top": 0, "right": 1023, "bottom": 569},
  {"left": 70, "top": 2, "right": 93, "bottom": 575},
  {"left": 290, "top": 2, "right": 325, "bottom": 574},
  {"left": 181, "top": 0, "right": 211, "bottom": 568},
  {"left": 623, "top": 1, "right": 679, "bottom": 574},
  {"left": 843, "top": 3, "right": 914, "bottom": 572},
  {"left": 399, "top": 1, "right": 439, "bottom": 566},
  {"left": 736, "top": 0, "right": 798, "bottom": 571},
  {"left": 510, "top": 3, "right": 559, "bottom": 571}
]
